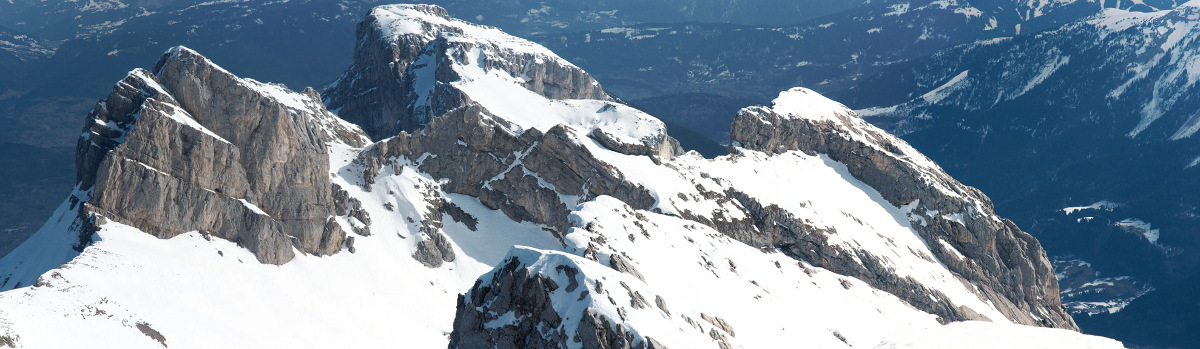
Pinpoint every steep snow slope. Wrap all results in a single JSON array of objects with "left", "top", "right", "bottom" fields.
[{"left": 0, "top": 5, "right": 1116, "bottom": 348}]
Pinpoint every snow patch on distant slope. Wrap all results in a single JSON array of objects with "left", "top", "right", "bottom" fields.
[
  {"left": 1087, "top": 8, "right": 1169, "bottom": 37},
  {"left": 921, "top": 70, "right": 970, "bottom": 104},
  {"left": 1061, "top": 200, "right": 1121, "bottom": 215},
  {"left": 1115, "top": 218, "right": 1161, "bottom": 244}
]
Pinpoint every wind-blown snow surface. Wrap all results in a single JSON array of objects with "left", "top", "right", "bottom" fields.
[{"left": 0, "top": 9, "right": 1119, "bottom": 348}]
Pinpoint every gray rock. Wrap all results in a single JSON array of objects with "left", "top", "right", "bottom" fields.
[
  {"left": 449, "top": 253, "right": 664, "bottom": 349},
  {"left": 699, "top": 313, "right": 735, "bottom": 338},
  {"left": 449, "top": 256, "right": 567, "bottom": 349},
  {"left": 608, "top": 254, "right": 645, "bottom": 282},
  {"left": 413, "top": 230, "right": 456, "bottom": 268}
]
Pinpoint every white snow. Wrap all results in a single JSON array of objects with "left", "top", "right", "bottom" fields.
[
  {"left": 769, "top": 87, "right": 859, "bottom": 124},
  {"left": 448, "top": 45, "right": 666, "bottom": 145},
  {"left": 938, "top": 239, "right": 966, "bottom": 260},
  {"left": 159, "top": 103, "right": 231, "bottom": 144},
  {"left": 943, "top": 212, "right": 966, "bottom": 226},
  {"left": 561, "top": 197, "right": 943, "bottom": 348},
  {"left": 370, "top": 5, "right": 567, "bottom": 65},
  {"left": 0, "top": 188, "right": 91, "bottom": 291},
  {"left": 236, "top": 199, "right": 268, "bottom": 216},
  {"left": 686, "top": 150, "right": 1006, "bottom": 323},
  {"left": 1115, "top": 218, "right": 1161, "bottom": 244},
  {"left": 79, "top": 0, "right": 128, "bottom": 12},
  {"left": 1061, "top": 200, "right": 1121, "bottom": 215},
  {"left": 921, "top": 70, "right": 970, "bottom": 104},
  {"left": 885, "top": 3, "right": 911, "bottom": 16},
  {"left": 1017, "top": 55, "right": 1069, "bottom": 98},
  {"left": 242, "top": 80, "right": 312, "bottom": 112}
]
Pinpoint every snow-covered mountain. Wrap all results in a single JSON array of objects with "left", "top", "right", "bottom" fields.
[
  {"left": 844, "top": 3, "right": 1200, "bottom": 346},
  {"left": 526, "top": 0, "right": 1185, "bottom": 149},
  {"left": 537, "top": 0, "right": 1183, "bottom": 101},
  {"left": 0, "top": 4, "right": 1121, "bottom": 348},
  {"left": 855, "top": 2, "right": 1200, "bottom": 142}
]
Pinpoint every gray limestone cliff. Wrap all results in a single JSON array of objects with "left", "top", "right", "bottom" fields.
[{"left": 74, "top": 47, "right": 368, "bottom": 264}]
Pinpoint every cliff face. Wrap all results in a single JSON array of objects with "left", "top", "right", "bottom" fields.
[
  {"left": 323, "top": 4, "right": 609, "bottom": 140},
  {"left": 74, "top": 47, "right": 369, "bottom": 265}
]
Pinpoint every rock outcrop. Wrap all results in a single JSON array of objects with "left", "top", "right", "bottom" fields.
[
  {"left": 352, "top": 104, "right": 659, "bottom": 238},
  {"left": 323, "top": 4, "right": 609, "bottom": 140},
  {"left": 75, "top": 47, "right": 369, "bottom": 264},
  {"left": 728, "top": 87, "right": 1076, "bottom": 329},
  {"left": 450, "top": 247, "right": 679, "bottom": 349}
]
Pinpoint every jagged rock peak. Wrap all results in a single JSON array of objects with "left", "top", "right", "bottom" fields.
[
  {"left": 731, "top": 87, "right": 1078, "bottom": 330},
  {"left": 71, "top": 46, "right": 370, "bottom": 265},
  {"left": 324, "top": 4, "right": 611, "bottom": 140}
]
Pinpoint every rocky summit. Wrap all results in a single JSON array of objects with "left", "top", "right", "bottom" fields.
[{"left": 0, "top": 4, "right": 1118, "bottom": 348}]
